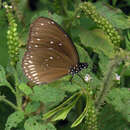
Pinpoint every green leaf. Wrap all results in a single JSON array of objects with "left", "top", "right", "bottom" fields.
[
  {"left": 125, "top": 36, "right": 130, "bottom": 51},
  {"left": 51, "top": 13, "right": 63, "bottom": 26},
  {"left": 25, "top": 101, "right": 40, "bottom": 114},
  {"left": 71, "top": 104, "right": 88, "bottom": 128},
  {"left": 75, "top": 43, "right": 92, "bottom": 69},
  {"left": 98, "top": 51, "right": 110, "bottom": 75},
  {"left": 19, "top": 83, "right": 33, "bottom": 96},
  {"left": 45, "top": 123, "right": 57, "bottom": 130},
  {"left": 31, "top": 10, "right": 50, "bottom": 23},
  {"left": 24, "top": 116, "right": 56, "bottom": 130},
  {"left": 16, "top": 48, "right": 28, "bottom": 84},
  {"left": 0, "top": 65, "right": 7, "bottom": 84},
  {"left": 0, "top": 9, "right": 8, "bottom": 67},
  {"left": 52, "top": 106, "right": 73, "bottom": 121},
  {"left": 112, "top": 0, "right": 118, "bottom": 6},
  {"left": 31, "top": 85, "right": 66, "bottom": 109},
  {"left": 106, "top": 88, "right": 130, "bottom": 122},
  {"left": 88, "top": 72, "right": 101, "bottom": 91},
  {"left": 79, "top": 29, "right": 115, "bottom": 58},
  {"left": 80, "top": 16, "right": 97, "bottom": 30},
  {"left": 5, "top": 111, "right": 24, "bottom": 130},
  {"left": 98, "top": 104, "right": 130, "bottom": 130},
  {"left": 51, "top": 80, "right": 81, "bottom": 93},
  {"left": 51, "top": 94, "right": 81, "bottom": 121},
  {"left": 95, "top": 2, "right": 130, "bottom": 29},
  {"left": 125, "top": 30, "right": 130, "bottom": 51},
  {"left": 31, "top": 11, "right": 63, "bottom": 26},
  {"left": 123, "top": 65, "right": 130, "bottom": 76},
  {"left": 0, "top": 65, "right": 16, "bottom": 94},
  {"left": 43, "top": 92, "right": 80, "bottom": 120}
]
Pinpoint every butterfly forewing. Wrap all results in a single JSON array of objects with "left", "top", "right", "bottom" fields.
[
  {"left": 28, "top": 17, "right": 79, "bottom": 64},
  {"left": 22, "top": 17, "right": 79, "bottom": 84}
]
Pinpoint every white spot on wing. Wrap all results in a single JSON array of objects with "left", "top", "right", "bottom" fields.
[
  {"left": 35, "top": 79, "right": 40, "bottom": 82},
  {"left": 30, "top": 71, "right": 36, "bottom": 74},
  {"left": 58, "top": 43, "right": 62, "bottom": 46},
  {"left": 29, "top": 68, "right": 35, "bottom": 71},
  {"left": 28, "top": 46, "right": 31, "bottom": 49},
  {"left": 28, "top": 76, "right": 31, "bottom": 79},
  {"left": 49, "top": 56, "right": 53, "bottom": 59},
  {"left": 25, "top": 73, "right": 29, "bottom": 76},
  {"left": 32, "top": 73, "right": 38, "bottom": 77},
  {"left": 35, "top": 45, "right": 38, "bottom": 47},
  {"left": 30, "top": 40, "right": 34, "bottom": 43},
  {"left": 28, "top": 60, "right": 33, "bottom": 64},
  {"left": 37, "top": 38, "right": 40, "bottom": 41},
  {"left": 34, "top": 77, "right": 39, "bottom": 80},
  {"left": 24, "top": 63, "right": 28, "bottom": 65},
  {"left": 25, "top": 70, "right": 28, "bottom": 72},
  {"left": 41, "top": 23, "right": 44, "bottom": 26},
  {"left": 48, "top": 48, "right": 53, "bottom": 50},
  {"left": 36, "top": 82, "right": 41, "bottom": 84},
  {"left": 50, "top": 41, "right": 54, "bottom": 44},
  {"left": 28, "top": 65, "right": 35, "bottom": 68}
]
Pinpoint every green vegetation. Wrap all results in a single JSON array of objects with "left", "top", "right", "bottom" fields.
[{"left": 0, "top": 0, "right": 130, "bottom": 130}]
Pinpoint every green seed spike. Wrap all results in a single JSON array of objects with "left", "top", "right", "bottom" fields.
[
  {"left": 3, "top": 2, "right": 21, "bottom": 66},
  {"left": 79, "top": 2, "right": 121, "bottom": 48}
]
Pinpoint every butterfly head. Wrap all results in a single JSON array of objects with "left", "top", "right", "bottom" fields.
[{"left": 69, "top": 63, "right": 88, "bottom": 76}]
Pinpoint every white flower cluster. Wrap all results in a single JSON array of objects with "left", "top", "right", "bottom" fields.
[
  {"left": 115, "top": 73, "right": 120, "bottom": 81},
  {"left": 84, "top": 74, "right": 92, "bottom": 82}
]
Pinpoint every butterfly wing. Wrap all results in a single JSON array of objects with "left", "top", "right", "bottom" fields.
[
  {"left": 28, "top": 17, "right": 79, "bottom": 65},
  {"left": 22, "top": 17, "right": 79, "bottom": 84},
  {"left": 23, "top": 48, "right": 71, "bottom": 84}
]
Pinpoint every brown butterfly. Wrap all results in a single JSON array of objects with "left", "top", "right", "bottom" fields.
[{"left": 22, "top": 17, "right": 88, "bottom": 84}]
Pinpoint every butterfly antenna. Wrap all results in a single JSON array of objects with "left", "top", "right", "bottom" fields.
[{"left": 77, "top": 73, "right": 86, "bottom": 83}]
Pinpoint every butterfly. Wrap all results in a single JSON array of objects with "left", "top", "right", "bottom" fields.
[{"left": 22, "top": 17, "right": 88, "bottom": 85}]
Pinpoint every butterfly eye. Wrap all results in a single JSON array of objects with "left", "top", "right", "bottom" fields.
[{"left": 22, "top": 17, "right": 88, "bottom": 84}]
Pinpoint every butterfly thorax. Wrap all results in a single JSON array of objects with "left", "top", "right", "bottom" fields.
[{"left": 69, "top": 63, "right": 88, "bottom": 75}]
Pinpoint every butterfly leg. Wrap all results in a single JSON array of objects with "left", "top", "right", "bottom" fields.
[{"left": 69, "top": 75, "right": 74, "bottom": 84}]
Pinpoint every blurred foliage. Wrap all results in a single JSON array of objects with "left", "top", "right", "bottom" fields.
[{"left": 0, "top": 0, "right": 130, "bottom": 130}]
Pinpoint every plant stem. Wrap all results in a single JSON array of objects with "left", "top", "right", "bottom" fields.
[
  {"left": 65, "top": 6, "right": 80, "bottom": 30},
  {"left": 0, "top": 0, "right": 2, "bottom": 8},
  {"left": 14, "top": 70, "right": 22, "bottom": 110},
  {"left": 0, "top": 96, "right": 18, "bottom": 110},
  {"left": 95, "top": 56, "right": 121, "bottom": 109},
  {"left": 11, "top": 0, "right": 24, "bottom": 24},
  {"left": 76, "top": 97, "right": 84, "bottom": 130},
  {"left": 6, "top": 82, "right": 16, "bottom": 95},
  {"left": 62, "top": 0, "right": 68, "bottom": 16}
]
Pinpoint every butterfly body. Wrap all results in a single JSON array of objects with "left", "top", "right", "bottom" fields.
[{"left": 22, "top": 17, "right": 88, "bottom": 84}]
